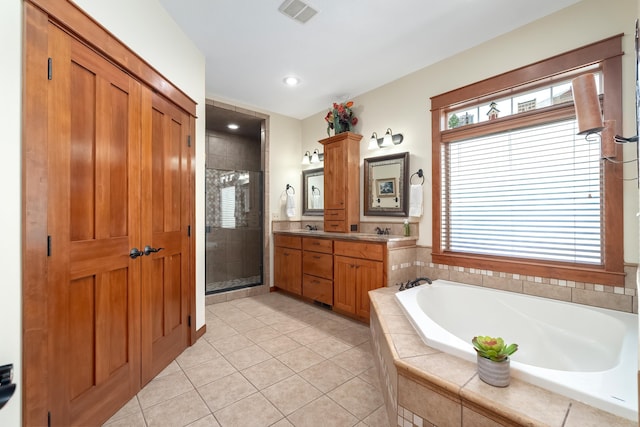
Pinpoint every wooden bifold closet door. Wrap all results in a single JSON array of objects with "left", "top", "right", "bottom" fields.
[{"left": 43, "top": 20, "right": 192, "bottom": 426}]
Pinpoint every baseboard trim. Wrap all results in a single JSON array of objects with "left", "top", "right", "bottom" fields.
[{"left": 195, "top": 324, "right": 207, "bottom": 340}]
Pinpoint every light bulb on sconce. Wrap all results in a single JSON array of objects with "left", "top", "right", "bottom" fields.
[
  {"left": 310, "top": 149, "right": 320, "bottom": 164},
  {"left": 368, "top": 128, "right": 404, "bottom": 149},
  {"left": 301, "top": 151, "right": 311, "bottom": 165},
  {"left": 368, "top": 132, "right": 379, "bottom": 150},
  {"left": 381, "top": 128, "right": 394, "bottom": 147}
]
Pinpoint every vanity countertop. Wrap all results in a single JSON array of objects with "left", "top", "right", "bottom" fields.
[{"left": 274, "top": 229, "right": 417, "bottom": 244}]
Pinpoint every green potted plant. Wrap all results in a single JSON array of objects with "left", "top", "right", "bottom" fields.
[{"left": 472, "top": 336, "right": 518, "bottom": 387}]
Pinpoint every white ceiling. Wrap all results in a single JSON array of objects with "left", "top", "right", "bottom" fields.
[{"left": 159, "top": 0, "right": 580, "bottom": 120}]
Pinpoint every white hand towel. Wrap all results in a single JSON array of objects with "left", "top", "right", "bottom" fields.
[
  {"left": 286, "top": 193, "right": 296, "bottom": 218},
  {"left": 409, "top": 184, "right": 423, "bottom": 217},
  {"left": 312, "top": 193, "right": 322, "bottom": 209}
]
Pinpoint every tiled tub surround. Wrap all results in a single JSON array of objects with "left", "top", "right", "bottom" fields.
[
  {"left": 369, "top": 286, "right": 637, "bottom": 427},
  {"left": 396, "top": 280, "right": 638, "bottom": 420}
]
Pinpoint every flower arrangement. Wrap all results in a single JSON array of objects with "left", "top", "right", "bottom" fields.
[
  {"left": 325, "top": 101, "right": 358, "bottom": 136},
  {"left": 472, "top": 336, "right": 518, "bottom": 362}
]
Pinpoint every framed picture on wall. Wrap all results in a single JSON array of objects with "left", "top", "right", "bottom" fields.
[{"left": 376, "top": 178, "right": 397, "bottom": 197}]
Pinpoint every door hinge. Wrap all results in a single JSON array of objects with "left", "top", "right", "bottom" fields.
[
  {"left": 47, "top": 58, "right": 52, "bottom": 80},
  {"left": 47, "top": 235, "right": 52, "bottom": 257},
  {"left": 187, "top": 135, "right": 191, "bottom": 147},
  {"left": 187, "top": 225, "right": 191, "bottom": 237},
  {"left": 47, "top": 411, "right": 51, "bottom": 427},
  {"left": 187, "top": 315, "right": 191, "bottom": 327}
]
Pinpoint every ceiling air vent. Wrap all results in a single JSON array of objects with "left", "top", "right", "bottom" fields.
[{"left": 278, "top": 0, "right": 318, "bottom": 24}]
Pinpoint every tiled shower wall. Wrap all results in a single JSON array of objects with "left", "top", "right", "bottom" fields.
[{"left": 205, "top": 130, "right": 262, "bottom": 289}]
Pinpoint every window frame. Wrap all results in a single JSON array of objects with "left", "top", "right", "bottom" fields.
[{"left": 430, "top": 35, "right": 625, "bottom": 286}]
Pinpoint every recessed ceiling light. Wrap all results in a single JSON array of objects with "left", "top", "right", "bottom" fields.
[
  {"left": 283, "top": 76, "right": 301, "bottom": 86},
  {"left": 227, "top": 123, "right": 239, "bottom": 130}
]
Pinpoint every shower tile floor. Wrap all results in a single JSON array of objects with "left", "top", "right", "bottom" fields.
[
  {"left": 103, "top": 292, "right": 389, "bottom": 427},
  {"left": 206, "top": 276, "right": 262, "bottom": 293}
]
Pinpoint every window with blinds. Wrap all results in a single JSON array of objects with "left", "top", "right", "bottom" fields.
[{"left": 441, "top": 118, "right": 602, "bottom": 265}]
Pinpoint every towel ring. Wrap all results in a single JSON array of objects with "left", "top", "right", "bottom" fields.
[
  {"left": 286, "top": 184, "right": 295, "bottom": 195},
  {"left": 410, "top": 169, "right": 424, "bottom": 186},
  {"left": 311, "top": 185, "right": 321, "bottom": 196}
]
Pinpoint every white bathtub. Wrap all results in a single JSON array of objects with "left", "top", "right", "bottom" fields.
[{"left": 395, "top": 279, "right": 638, "bottom": 421}]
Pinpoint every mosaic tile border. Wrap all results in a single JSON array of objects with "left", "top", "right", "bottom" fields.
[
  {"left": 397, "top": 405, "right": 428, "bottom": 427},
  {"left": 418, "top": 262, "right": 636, "bottom": 297}
]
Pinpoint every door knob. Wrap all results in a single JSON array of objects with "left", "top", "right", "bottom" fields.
[
  {"left": 129, "top": 248, "right": 144, "bottom": 259},
  {"left": 143, "top": 245, "right": 164, "bottom": 256}
]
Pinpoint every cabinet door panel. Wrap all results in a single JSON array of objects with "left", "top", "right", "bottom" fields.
[
  {"left": 274, "top": 247, "right": 302, "bottom": 295},
  {"left": 333, "top": 256, "right": 356, "bottom": 313},
  {"left": 355, "top": 258, "right": 384, "bottom": 319},
  {"left": 324, "top": 142, "right": 345, "bottom": 209}
]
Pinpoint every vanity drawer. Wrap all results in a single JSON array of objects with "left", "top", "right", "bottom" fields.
[
  {"left": 302, "top": 251, "right": 333, "bottom": 279},
  {"left": 334, "top": 240, "right": 384, "bottom": 261},
  {"left": 302, "top": 274, "right": 333, "bottom": 305},
  {"left": 324, "top": 220, "right": 345, "bottom": 233},
  {"left": 274, "top": 234, "right": 302, "bottom": 249},
  {"left": 324, "top": 209, "right": 345, "bottom": 220},
  {"left": 302, "top": 237, "right": 333, "bottom": 254}
]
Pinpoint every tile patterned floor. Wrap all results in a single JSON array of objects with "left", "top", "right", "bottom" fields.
[{"left": 103, "top": 292, "right": 389, "bottom": 427}]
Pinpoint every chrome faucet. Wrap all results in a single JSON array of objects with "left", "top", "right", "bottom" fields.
[
  {"left": 305, "top": 224, "right": 318, "bottom": 231},
  {"left": 398, "top": 277, "right": 433, "bottom": 291},
  {"left": 374, "top": 227, "right": 390, "bottom": 235}
]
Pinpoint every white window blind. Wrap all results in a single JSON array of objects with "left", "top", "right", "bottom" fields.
[
  {"left": 441, "top": 118, "right": 602, "bottom": 264},
  {"left": 221, "top": 186, "right": 236, "bottom": 228}
]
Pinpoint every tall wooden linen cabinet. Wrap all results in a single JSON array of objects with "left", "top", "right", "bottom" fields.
[
  {"left": 319, "top": 132, "right": 362, "bottom": 233},
  {"left": 22, "top": 1, "right": 197, "bottom": 426}
]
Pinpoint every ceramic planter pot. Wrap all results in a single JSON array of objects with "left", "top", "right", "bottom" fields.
[{"left": 477, "top": 354, "right": 510, "bottom": 387}]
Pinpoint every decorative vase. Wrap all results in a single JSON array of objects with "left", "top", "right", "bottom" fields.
[
  {"left": 476, "top": 354, "right": 510, "bottom": 387},
  {"left": 332, "top": 114, "right": 351, "bottom": 135}
]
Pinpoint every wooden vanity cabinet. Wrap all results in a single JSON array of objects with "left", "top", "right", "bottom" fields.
[
  {"left": 333, "top": 241, "right": 385, "bottom": 321},
  {"left": 274, "top": 234, "right": 302, "bottom": 295},
  {"left": 273, "top": 232, "right": 389, "bottom": 322},
  {"left": 302, "top": 237, "right": 333, "bottom": 305},
  {"left": 319, "top": 132, "right": 362, "bottom": 233}
]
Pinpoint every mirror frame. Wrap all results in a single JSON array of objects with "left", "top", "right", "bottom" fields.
[
  {"left": 302, "top": 167, "right": 324, "bottom": 216},
  {"left": 364, "top": 152, "right": 409, "bottom": 217}
]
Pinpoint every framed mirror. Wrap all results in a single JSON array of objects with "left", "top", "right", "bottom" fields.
[
  {"left": 364, "top": 152, "right": 409, "bottom": 216},
  {"left": 302, "top": 168, "right": 324, "bottom": 215}
]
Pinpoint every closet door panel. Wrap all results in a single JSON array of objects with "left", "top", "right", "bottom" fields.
[
  {"left": 141, "top": 91, "right": 190, "bottom": 384},
  {"left": 47, "top": 26, "right": 141, "bottom": 426}
]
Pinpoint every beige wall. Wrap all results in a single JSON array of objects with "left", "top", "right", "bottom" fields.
[
  {"left": 301, "top": 0, "right": 639, "bottom": 266},
  {"left": 0, "top": 0, "right": 23, "bottom": 424}
]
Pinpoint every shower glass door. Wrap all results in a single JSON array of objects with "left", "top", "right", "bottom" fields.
[{"left": 205, "top": 168, "right": 263, "bottom": 293}]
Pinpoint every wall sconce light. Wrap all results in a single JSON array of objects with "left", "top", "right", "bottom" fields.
[
  {"left": 368, "top": 128, "right": 404, "bottom": 150},
  {"left": 571, "top": 73, "right": 604, "bottom": 135},
  {"left": 368, "top": 132, "right": 379, "bottom": 150},
  {"left": 571, "top": 73, "right": 638, "bottom": 170},
  {"left": 301, "top": 149, "right": 324, "bottom": 165},
  {"left": 301, "top": 151, "right": 311, "bottom": 165}
]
